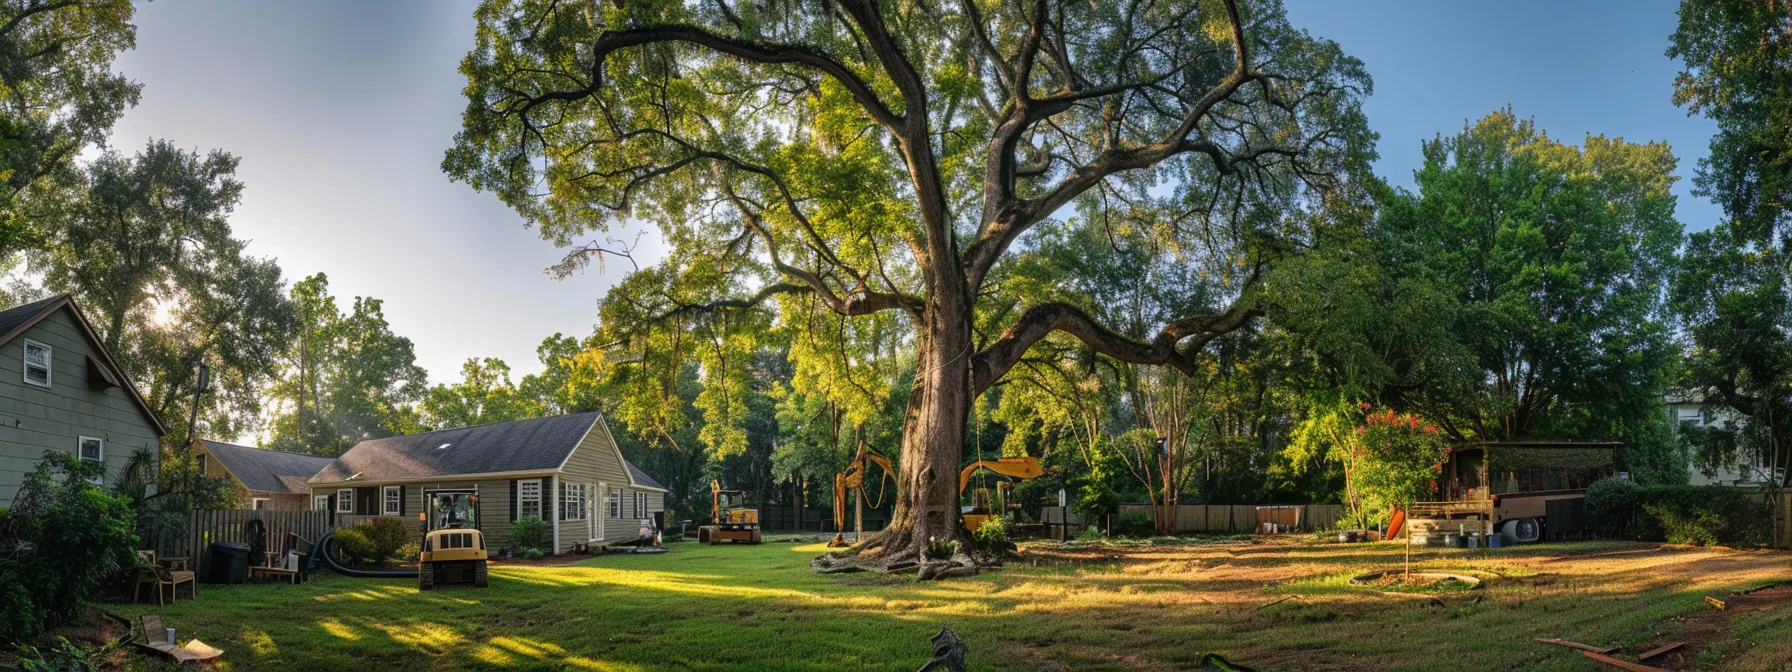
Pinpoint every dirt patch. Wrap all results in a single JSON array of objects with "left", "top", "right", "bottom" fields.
[
  {"left": 1635, "top": 584, "right": 1792, "bottom": 670},
  {"left": 0, "top": 609, "right": 135, "bottom": 668}
]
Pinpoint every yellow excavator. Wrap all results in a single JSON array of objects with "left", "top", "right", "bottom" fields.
[
  {"left": 959, "top": 457, "right": 1045, "bottom": 532},
  {"left": 697, "top": 480, "right": 762, "bottom": 544},
  {"left": 828, "top": 448, "right": 896, "bottom": 547}
]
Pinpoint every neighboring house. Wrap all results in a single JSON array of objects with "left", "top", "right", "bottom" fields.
[
  {"left": 0, "top": 295, "right": 166, "bottom": 507},
  {"left": 1668, "top": 394, "right": 1784, "bottom": 486},
  {"left": 307, "top": 412, "right": 667, "bottom": 553},
  {"left": 196, "top": 440, "right": 335, "bottom": 510}
]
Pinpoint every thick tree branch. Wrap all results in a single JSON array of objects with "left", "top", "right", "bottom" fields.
[{"left": 969, "top": 300, "right": 1262, "bottom": 395}]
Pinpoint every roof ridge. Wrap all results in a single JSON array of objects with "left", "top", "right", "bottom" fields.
[
  {"left": 390, "top": 410, "right": 598, "bottom": 439},
  {"left": 200, "top": 439, "right": 333, "bottom": 459}
]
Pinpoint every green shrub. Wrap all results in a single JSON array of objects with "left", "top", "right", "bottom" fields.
[
  {"left": 0, "top": 453, "right": 139, "bottom": 643},
  {"left": 972, "top": 517, "right": 1012, "bottom": 556},
  {"left": 520, "top": 548, "right": 544, "bottom": 561},
  {"left": 1114, "top": 511, "right": 1155, "bottom": 538},
  {"left": 1078, "top": 524, "right": 1104, "bottom": 541},
  {"left": 924, "top": 536, "right": 958, "bottom": 560},
  {"left": 509, "top": 516, "right": 550, "bottom": 553},
  {"left": 394, "top": 542, "right": 421, "bottom": 563},
  {"left": 335, "top": 517, "right": 413, "bottom": 566},
  {"left": 1584, "top": 478, "right": 1769, "bottom": 546}
]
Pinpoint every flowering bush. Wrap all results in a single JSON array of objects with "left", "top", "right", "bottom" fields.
[{"left": 1344, "top": 406, "right": 1449, "bottom": 522}]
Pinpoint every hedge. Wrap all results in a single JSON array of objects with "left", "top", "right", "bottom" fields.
[{"left": 1584, "top": 478, "right": 1769, "bottom": 547}]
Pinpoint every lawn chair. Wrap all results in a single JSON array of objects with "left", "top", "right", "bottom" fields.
[
  {"left": 135, "top": 552, "right": 197, "bottom": 605},
  {"left": 134, "top": 615, "right": 223, "bottom": 664}
]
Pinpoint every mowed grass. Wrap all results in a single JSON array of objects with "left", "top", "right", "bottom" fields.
[{"left": 108, "top": 538, "right": 1792, "bottom": 671}]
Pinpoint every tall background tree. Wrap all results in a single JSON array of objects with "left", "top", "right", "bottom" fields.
[
  {"left": 446, "top": 0, "right": 1373, "bottom": 564},
  {"left": 1668, "top": 0, "right": 1792, "bottom": 486},
  {"left": 265, "top": 273, "right": 428, "bottom": 456},
  {"left": 31, "top": 140, "right": 295, "bottom": 441},
  {"left": 0, "top": 0, "right": 138, "bottom": 259}
]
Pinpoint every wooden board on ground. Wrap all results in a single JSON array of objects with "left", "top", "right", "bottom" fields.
[
  {"left": 1636, "top": 642, "right": 1684, "bottom": 661},
  {"left": 1580, "top": 650, "right": 1667, "bottom": 672},
  {"left": 1533, "top": 638, "right": 1619, "bottom": 654}
]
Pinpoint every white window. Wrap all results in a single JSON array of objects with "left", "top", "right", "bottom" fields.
[
  {"left": 383, "top": 486, "right": 402, "bottom": 516},
  {"left": 1676, "top": 407, "right": 1704, "bottom": 426},
  {"left": 594, "top": 483, "right": 606, "bottom": 541},
  {"left": 22, "top": 340, "right": 51, "bottom": 388},
  {"left": 610, "top": 487, "right": 624, "bottom": 519},
  {"left": 560, "top": 482, "right": 585, "bottom": 521},
  {"left": 314, "top": 495, "right": 330, "bottom": 511},
  {"left": 634, "top": 491, "right": 646, "bottom": 519},
  {"left": 77, "top": 436, "right": 103, "bottom": 484},
  {"left": 337, "top": 490, "right": 354, "bottom": 513},
  {"left": 251, "top": 498, "right": 269, "bottom": 510},
  {"left": 519, "top": 480, "right": 542, "bottom": 519}
]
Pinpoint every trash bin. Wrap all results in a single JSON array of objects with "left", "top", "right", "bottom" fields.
[
  {"left": 206, "top": 541, "right": 250, "bottom": 584},
  {"left": 292, "top": 551, "right": 310, "bottom": 583}
]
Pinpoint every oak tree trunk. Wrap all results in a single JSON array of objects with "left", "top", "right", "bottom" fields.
[{"left": 853, "top": 275, "right": 975, "bottom": 562}]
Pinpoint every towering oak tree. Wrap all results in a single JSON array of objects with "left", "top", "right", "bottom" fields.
[{"left": 446, "top": 0, "right": 1372, "bottom": 564}]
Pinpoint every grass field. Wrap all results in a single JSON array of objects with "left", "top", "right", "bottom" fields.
[{"left": 107, "top": 537, "right": 1792, "bottom": 671}]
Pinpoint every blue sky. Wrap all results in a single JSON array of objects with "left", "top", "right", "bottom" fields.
[{"left": 106, "top": 1, "right": 1718, "bottom": 385}]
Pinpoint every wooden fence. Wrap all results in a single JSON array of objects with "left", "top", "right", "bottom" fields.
[
  {"left": 756, "top": 506, "right": 892, "bottom": 533},
  {"left": 1774, "top": 489, "right": 1791, "bottom": 550},
  {"left": 138, "top": 509, "right": 426, "bottom": 577},
  {"left": 1117, "top": 504, "right": 1345, "bottom": 534}
]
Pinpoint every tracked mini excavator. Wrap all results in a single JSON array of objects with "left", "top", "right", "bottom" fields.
[
  {"left": 697, "top": 480, "right": 762, "bottom": 545},
  {"left": 959, "top": 457, "right": 1045, "bottom": 532},
  {"left": 828, "top": 447, "right": 895, "bottom": 547}
]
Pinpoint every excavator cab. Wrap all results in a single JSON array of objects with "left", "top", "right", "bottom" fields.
[
  {"left": 419, "top": 490, "right": 487, "bottom": 590},
  {"left": 697, "top": 480, "right": 762, "bottom": 544},
  {"left": 959, "top": 457, "right": 1044, "bottom": 532}
]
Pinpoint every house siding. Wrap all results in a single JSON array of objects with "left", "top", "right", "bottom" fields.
[
  {"left": 322, "top": 478, "right": 524, "bottom": 550},
  {"left": 555, "top": 416, "right": 665, "bottom": 552},
  {"left": 0, "top": 309, "right": 160, "bottom": 507}
]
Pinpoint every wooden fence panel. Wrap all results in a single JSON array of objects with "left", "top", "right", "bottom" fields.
[
  {"left": 1775, "top": 490, "right": 1790, "bottom": 550},
  {"left": 1115, "top": 503, "right": 1346, "bottom": 533},
  {"left": 140, "top": 509, "right": 331, "bottom": 578}
]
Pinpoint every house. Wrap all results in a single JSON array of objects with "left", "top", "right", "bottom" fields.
[
  {"left": 196, "top": 440, "right": 335, "bottom": 510},
  {"left": 1667, "top": 394, "right": 1784, "bottom": 486},
  {"left": 0, "top": 295, "right": 166, "bottom": 507},
  {"left": 307, "top": 412, "right": 667, "bottom": 553}
]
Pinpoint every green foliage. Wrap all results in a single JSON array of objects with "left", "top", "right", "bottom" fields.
[
  {"left": 0, "top": 0, "right": 141, "bottom": 256},
  {"left": 266, "top": 274, "right": 428, "bottom": 456},
  {"left": 1078, "top": 524, "right": 1105, "bottom": 541},
  {"left": 508, "top": 516, "right": 551, "bottom": 553},
  {"left": 1345, "top": 407, "right": 1448, "bottom": 526},
  {"left": 422, "top": 358, "right": 548, "bottom": 430},
  {"left": 971, "top": 517, "right": 1012, "bottom": 556},
  {"left": 0, "top": 452, "right": 139, "bottom": 643},
  {"left": 31, "top": 139, "right": 296, "bottom": 441},
  {"left": 923, "top": 537, "right": 958, "bottom": 561},
  {"left": 394, "top": 542, "right": 421, "bottom": 563},
  {"left": 1585, "top": 478, "right": 1769, "bottom": 546},
  {"left": 336, "top": 518, "right": 411, "bottom": 566},
  {"left": 1114, "top": 512, "right": 1155, "bottom": 539},
  {"left": 10, "top": 635, "right": 112, "bottom": 672},
  {"left": 519, "top": 548, "right": 544, "bottom": 561}
]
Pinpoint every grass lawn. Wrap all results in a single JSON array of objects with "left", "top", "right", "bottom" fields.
[{"left": 107, "top": 537, "right": 1792, "bottom": 671}]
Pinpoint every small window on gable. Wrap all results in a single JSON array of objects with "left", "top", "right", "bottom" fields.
[
  {"left": 251, "top": 498, "right": 269, "bottom": 510},
  {"left": 23, "top": 340, "right": 51, "bottom": 388}
]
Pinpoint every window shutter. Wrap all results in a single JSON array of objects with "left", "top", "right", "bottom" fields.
[
  {"left": 509, "top": 479, "right": 518, "bottom": 521},
  {"left": 557, "top": 481, "right": 565, "bottom": 522},
  {"left": 400, "top": 485, "right": 407, "bottom": 516}
]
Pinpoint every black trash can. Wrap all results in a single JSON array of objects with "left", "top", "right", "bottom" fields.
[
  {"left": 292, "top": 551, "right": 310, "bottom": 583},
  {"left": 206, "top": 541, "right": 250, "bottom": 584}
]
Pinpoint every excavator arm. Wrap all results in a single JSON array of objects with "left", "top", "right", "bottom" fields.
[
  {"left": 829, "top": 450, "right": 896, "bottom": 547},
  {"left": 958, "top": 457, "right": 1044, "bottom": 494}
]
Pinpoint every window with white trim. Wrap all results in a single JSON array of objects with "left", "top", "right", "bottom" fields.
[
  {"left": 77, "top": 436, "right": 103, "bottom": 483},
  {"left": 634, "top": 491, "right": 646, "bottom": 519},
  {"left": 610, "top": 487, "right": 623, "bottom": 519},
  {"left": 559, "top": 482, "right": 585, "bottom": 521},
  {"left": 314, "top": 495, "right": 331, "bottom": 511},
  {"left": 251, "top": 498, "right": 269, "bottom": 510},
  {"left": 383, "top": 486, "right": 402, "bottom": 516},
  {"left": 22, "top": 340, "right": 51, "bottom": 388},
  {"left": 337, "top": 490, "right": 353, "bottom": 513},
  {"left": 518, "top": 480, "right": 542, "bottom": 519}
]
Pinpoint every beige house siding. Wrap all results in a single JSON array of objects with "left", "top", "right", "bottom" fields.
[
  {"left": 0, "top": 309, "right": 161, "bottom": 506},
  {"left": 551, "top": 417, "right": 666, "bottom": 552}
]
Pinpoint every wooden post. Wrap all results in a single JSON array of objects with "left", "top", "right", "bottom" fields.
[{"left": 854, "top": 487, "right": 863, "bottom": 544}]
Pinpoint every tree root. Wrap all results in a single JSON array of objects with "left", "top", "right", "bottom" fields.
[{"left": 813, "top": 550, "right": 986, "bottom": 580}]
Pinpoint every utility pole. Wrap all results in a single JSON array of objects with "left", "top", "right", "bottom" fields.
[{"left": 185, "top": 363, "right": 211, "bottom": 451}]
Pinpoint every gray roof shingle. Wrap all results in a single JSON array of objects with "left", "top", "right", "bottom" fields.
[
  {"left": 626, "top": 462, "right": 665, "bottom": 490},
  {"left": 200, "top": 441, "right": 336, "bottom": 494},
  {"left": 310, "top": 413, "right": 599, "bottom": 484},
  {"left": 0, "top": 295, "right": 64, "bottom": 338}
]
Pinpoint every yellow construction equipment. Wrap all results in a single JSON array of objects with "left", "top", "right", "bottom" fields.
[
  {"left": 959, "top": 457, "right": 1044, "bottom": 532},
  {"left": 828, "top": 448, "right": 895, "bottom": 547},
  {"left": 697, "top": 480, "right": 762, "bottom": 544},
  {"left": 418, "top": 490, "right": 487, "bottom": 589}
]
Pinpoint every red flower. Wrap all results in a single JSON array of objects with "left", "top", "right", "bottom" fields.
[
  {"left": 1432, "top": 463, "right": 1443, "bottom": 472},
  {"left": 1425, "top": 425, "right": 1439, "bottom": 434},
  {"left": 1359, "top": 402, "right": 1372, "bottom": 411},
  {"left": 1429, "top": 480, "right": 1438, "bottom": 491}
]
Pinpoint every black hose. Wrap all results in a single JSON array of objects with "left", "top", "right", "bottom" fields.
[{"left": 314, "top": 531, "right": 419, "bottom": 579}]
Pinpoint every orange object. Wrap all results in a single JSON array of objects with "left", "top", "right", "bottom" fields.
[{"left": 1387, "top": 508, "right": 1407, "bottom": 539}]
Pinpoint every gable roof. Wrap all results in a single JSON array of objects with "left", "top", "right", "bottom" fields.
[
  {"left": 310, "top": 412, "right": 603, "bottom": 485},
  {"left": 626, "top": 461, "right": 666, "bottom": 491},
  {"left": 199, "top": 440, "right": 335, "bottom": 494},
  {"left": 0, "top": 295, "right": 167, "bottom": 435}
]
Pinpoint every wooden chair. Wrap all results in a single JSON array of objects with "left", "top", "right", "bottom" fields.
[{"left": 136, "top": 560, "right": 197, "bottom": 605}]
